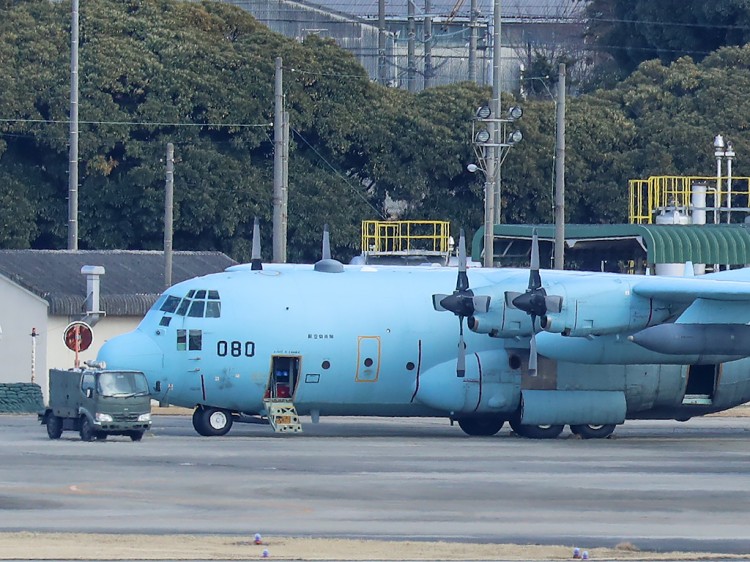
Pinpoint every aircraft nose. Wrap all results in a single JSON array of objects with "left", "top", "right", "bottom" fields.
[{"left": 97, "top": 329, "right": 163, "bottom": 374}]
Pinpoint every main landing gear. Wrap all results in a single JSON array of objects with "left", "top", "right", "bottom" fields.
[
  {"left": 193, "top": 406, "right": 233, "bottom": 436},
  {"left": 455, "top": 417, "right": 617, "bottom": 439}
]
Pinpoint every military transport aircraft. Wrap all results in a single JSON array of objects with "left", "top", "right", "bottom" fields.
[{"left": 97, "top": 223, "right": 750, "bottom": 439}]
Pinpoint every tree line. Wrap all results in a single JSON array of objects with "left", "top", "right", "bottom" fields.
[{"left": 2, "top": 0, "right": 750, "bottom": 262}]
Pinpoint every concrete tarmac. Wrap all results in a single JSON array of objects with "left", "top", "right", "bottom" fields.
[{"left": 2, "top": 414, "right": 750, "bottom": 555}]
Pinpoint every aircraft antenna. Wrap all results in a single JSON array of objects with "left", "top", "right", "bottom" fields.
[{"left": 251, "top": 217, "right": 263, "bottom": 271}]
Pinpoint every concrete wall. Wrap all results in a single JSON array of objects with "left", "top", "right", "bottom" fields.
[{"left": 0, "top": 276, "right": 49, "bottom": 391}]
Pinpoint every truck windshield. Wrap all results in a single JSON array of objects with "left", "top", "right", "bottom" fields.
[{"left": 97, "top": 372, "right": 150, "bottom": 398}]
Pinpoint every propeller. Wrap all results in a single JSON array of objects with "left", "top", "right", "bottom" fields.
[
  {"left": 503, "top": 229, "right": 562, "bottom": 375},
  {"left": 432, "top": 229, "right": 490, "bottom": 377},
  {"left": 250, "top": 217, "right": 262, "bottom": 271}
]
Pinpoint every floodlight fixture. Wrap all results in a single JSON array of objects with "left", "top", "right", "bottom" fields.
[
  {"left": 507, "top": 130, "right": 523, "bottom": 144},
  {"left": 507, "top": 106, "right": 523, "bottom": 121},
  {"left": 467, "top": 163, "right": 479, "bottom": 173},
  {"left": 475, "top": 129, "right": 491, "bottom": 144},
  {"left": 476, "top": 105, "right": 492, "bottom": 120},
  {"left": 714, "top": 134, "right": 725, "bottom": 149}
]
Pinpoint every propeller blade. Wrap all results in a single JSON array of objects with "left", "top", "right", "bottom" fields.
[
  {"left": 528, "top": 316, "right": 538, "bottom": 376},
  {"left": 322, "top": 224, "right": 332, "bottom": 260},
  {"left": 251, "top": 217, "right": 262, "bottom": 271},
  {"left": 456, "top": 229, "right": 469, "bottom": 292},
  {"left": 457, "top": 319, "right": 466, "bottom": 377},
  {"left": 529, "top": 228, "right": 541, "bottom": 291}
]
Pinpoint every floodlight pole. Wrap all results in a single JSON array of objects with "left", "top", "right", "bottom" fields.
[{"left": 482, "top": 0, "right": 502, "bottom": 268}]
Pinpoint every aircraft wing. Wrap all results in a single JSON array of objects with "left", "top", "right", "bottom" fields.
[{"left": 632, "top": 276, "right": 750, "bottom": 303}]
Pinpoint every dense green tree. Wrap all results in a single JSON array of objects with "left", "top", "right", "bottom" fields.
[{"left": 583, "top": 0, "right": 750, "bottom": 81}]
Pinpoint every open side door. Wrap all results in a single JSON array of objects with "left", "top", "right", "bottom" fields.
[{"left": 682, "top": 364, "right": 718, "bottom": 405}]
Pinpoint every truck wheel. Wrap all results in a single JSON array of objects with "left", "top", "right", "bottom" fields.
[
  {"left": 46, "top": 415, "right": 63, "bottom": 439},
  {"left": 128, "top": 431, "right": 144, "bottom": 442},
  {"left": 95, "top": 432, "right": 108, "bottom": 441},
  {"left": 79, "top": 417, "right": 95, "bottom": 442}
]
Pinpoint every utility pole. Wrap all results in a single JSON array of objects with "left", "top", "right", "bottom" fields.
[
  {"left": 273, "top": 57, "right": 287, "bottom": 263},
  {"left": 68, "top": 0, "right": 79, "bottom": 250},
  {"left": 468, "top": 0, "right": 477, "bottom": 83},
  {"left": 490, "top": 0, "right": 502, "bottom": 227},
  {"left": 407, "top": 0, "right": 416, "bottom": 92},
  {"left": 553, "top": 63, "right": 566, "bottom": 270},
  {"left": 164, "top": 143, "right": 174, "bottom": 288},
  {"left": 424, "top": 0, "right": 433, "bottom": 89},
  {"left": 378, "top": 0, "right": 386, "bottom": 85}
]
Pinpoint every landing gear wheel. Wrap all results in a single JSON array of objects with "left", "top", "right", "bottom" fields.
[
  {"left": 457, "top": 416, "right": 505, "bottom": 436},
  {"left": 46, "top": 415, "right": 63, "bottom": 439},
  {"left": 510, "top": 419, "right": 564, "bottom": 439},
  {"left": 570, "top": 424, "right": 616, "bottom": 439},
  {"left": 79, "top": 417, "right": 95, "bottom": 442},
  {"left": 193, "top": 407, "right": 233, "bottom": 436},
  {"left": 128, "top": 430, "right": 144, "bottom": 442}
]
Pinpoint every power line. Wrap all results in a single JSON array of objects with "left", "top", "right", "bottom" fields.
[
  {"left": 0, "top": 118, "right": 272, "bottom": 128},
  {"left": 290, "top": 126, "right": 386, "bottom": 220}
]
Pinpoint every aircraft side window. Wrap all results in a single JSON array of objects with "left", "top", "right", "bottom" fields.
[
  {"left": 186, "top": 290, "right": 196, "bottom": 298},
  {"left": 189, "top": 330, "right": 202, "bottom": 351},
  {"left": 188, "top": 300, "right": 205, "bottom": 318},
  {"left": 176, "top": 299, "right": 191, "bottom": 316},
  {"left": 194, "top": 290, "right": 206, "bottom": 299},
  {"left": 205, "top": 301, "right": 221, "bottom": 318},
  {"left": 160, "top": 295, "right": 181, "bottom": 313},
  {"left": 177, "top": 329, "right": 187, "bottom": 351},
  {"left": 159, "top": 316, "right": 172, "bottom": 327},
  {"left": 208, "top": 290, "right": 220, "bottom": 300}
]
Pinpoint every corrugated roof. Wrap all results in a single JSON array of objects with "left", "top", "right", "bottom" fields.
[
  {"left": 0, "top": 250, "right": 237, "bottom": 316},
  {"left": 473, "top": 224, "right": 750, "bottom": 265},
  {"left": 293, "top": 0, "right": 582, "bottom": 20}
]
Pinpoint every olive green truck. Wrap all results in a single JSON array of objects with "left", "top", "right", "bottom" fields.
[{"left": 39, "top": 367, "right": 152, "bottom": 441}]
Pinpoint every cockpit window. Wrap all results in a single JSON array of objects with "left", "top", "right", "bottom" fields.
[
  {"left": 176, "top": 298, "right": 191, "bottom": 316},
  {"left": 169, "top": 290, "right": 221, "bottom": 318},
  {"left": 160, "top": 295, "right": 181, "bottom": 313},
  {"left": 206, "top": 301, "right": 221, "bottom": 318},
  {"left": 188, "top": 300, "right": 205, "bottom": 318}
]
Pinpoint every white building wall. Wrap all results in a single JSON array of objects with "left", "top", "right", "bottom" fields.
[{"left": 0, "top": 275, "right": 49, "bottom": 390}]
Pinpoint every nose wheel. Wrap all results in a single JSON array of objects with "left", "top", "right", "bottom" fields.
[{"left": 192, "top": 406, "right": 233, "bottom": 436}]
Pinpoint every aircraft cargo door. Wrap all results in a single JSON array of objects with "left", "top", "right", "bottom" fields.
[
  {"left": 682, "top": 364, "right": 717, "bottom": 405},
  {"left": 356, "top": 336, "right": 380, "bottom": 382}
]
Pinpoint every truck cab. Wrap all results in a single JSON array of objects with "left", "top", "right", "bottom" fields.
[{"left": 40, "top": 367, "right": 152, "bottom": 441}]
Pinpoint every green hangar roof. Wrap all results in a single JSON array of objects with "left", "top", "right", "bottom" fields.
[{"left": 472, "top": 224, "right": 750, "bottom": 266}]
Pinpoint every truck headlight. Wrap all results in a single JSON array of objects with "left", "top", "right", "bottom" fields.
[
  {"left": 95, "top": 412, "right": 113, "bottom": 422},
  {"left": 138, "top": 413, "right": 152, "bottom": 422}
]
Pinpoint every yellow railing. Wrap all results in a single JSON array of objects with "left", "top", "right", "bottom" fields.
[
  {"left": 629, "top": 175, "right": 750, "bottom": 224},
  {"left": 361, "top": 220, "right": 451, "bottom": 255}
]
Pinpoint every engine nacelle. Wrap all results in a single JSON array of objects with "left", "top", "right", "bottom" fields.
[
  {"left": 540, "top": 276, "right": 672, "bottom": 337},
  {"left": 466, "top": 285, "right": 534, "bottom": 337},
  {"left": 413, "top": 350, "right": 520, "bottom": 415}
]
